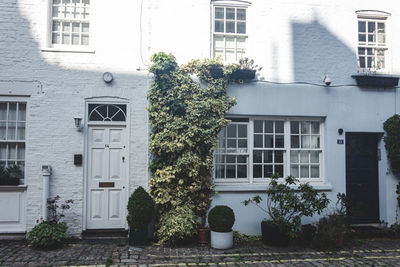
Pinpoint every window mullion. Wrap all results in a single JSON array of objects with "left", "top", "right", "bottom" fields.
[{"left": 248, "top": 120, "right": 253, "bottom": 183}]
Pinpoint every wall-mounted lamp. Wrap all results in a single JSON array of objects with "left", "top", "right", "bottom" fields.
[
  {"left": 338, "top": 128, "right": 344, "bottom": 135},
  {"left": 74, "top": 117, "right": 83, "bottom": 132},
  {"left": 323, "top": 75, "right": 332, "bottom": 86}
]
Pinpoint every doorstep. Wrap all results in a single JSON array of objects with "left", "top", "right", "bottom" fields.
[{"left": 82, "top": 229, "right": 128, "bottom": 240}]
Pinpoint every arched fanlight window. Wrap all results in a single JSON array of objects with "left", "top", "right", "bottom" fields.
[{"left": 88, "top": 104, "right": 127, "bottom": 122}]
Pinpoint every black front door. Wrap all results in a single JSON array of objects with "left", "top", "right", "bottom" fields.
[{"left": 345, "top": 133, "right": 380, "bottom": 224}]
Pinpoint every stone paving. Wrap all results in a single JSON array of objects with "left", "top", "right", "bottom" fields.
[{"left": 1, "top": 238, "right": 400, "bottom": 266}]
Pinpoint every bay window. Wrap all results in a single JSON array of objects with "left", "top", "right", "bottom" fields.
[{"left": 214, "top": 117, "right": 324, "bottom": 183}]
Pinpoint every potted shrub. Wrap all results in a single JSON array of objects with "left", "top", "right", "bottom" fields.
[
  {"left": 230, "top": 58, "right": 262, "bottom": 81},
  {"left": 127, "top": 186, "right": 154, "bottom": 246},
  {"left": 26, "top": 196, "right": 73, "bottom": 249},
  {"left": 243, "top": 174, "right": 329, "bottom": 246},
  {"left": 208, "top": 205, "right": 235, "bottom": 249}
]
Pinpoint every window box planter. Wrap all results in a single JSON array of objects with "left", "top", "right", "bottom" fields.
[
  {"left": 0, "top": 177, "right": 20, "bottom": 186},
  {"left": 230, "top": 69, "right": 256, "bottom": 80},
  {"left": 351, "top": 74, "right": 399, "bottom": 88},
  {"left": 209, "top": 66, "right": 224, "bottom": 79}
]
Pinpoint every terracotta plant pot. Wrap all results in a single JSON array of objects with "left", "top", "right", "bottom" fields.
[{"left": 198, "top": 227, "right": 210, "bottom": 244}]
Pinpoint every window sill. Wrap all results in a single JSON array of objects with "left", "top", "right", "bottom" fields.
[
  {"left": 0, "top": 185, "right": 27, "bottom": 192},
  {"left": 41, "top": 47, "right": 95, "bottom": 54},
  {"left": 215, "top": 183, "right": 332, "bottom": 192}
]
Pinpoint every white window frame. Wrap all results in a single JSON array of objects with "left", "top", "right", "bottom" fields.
[
  {"left": 356, "top": 10, "right": 391, "bottom": 73},
  {"left": 214, "top": 117, "right": 325, "bottom": 185},
  {"left": 211, "top": 1, "right": 251, "bottom": 62},
  {"left": 45, "top": 0, "right": 94, "bottom": 53},
  {"left": 0, "top": 98, "right": 28, "bottom": 185}
]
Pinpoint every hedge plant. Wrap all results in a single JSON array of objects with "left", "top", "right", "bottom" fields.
[
  {"left": 148, "top": 53, "right": 237, "bottom": 245},
  {"left": 383, "top": 114, "right": 400, "bottom": 176},
  {"left": 127, "top": 186, "right": 154, "bottom": 230},
  {"left": 208, "top": 205, "right": 235, "bottom": 232}
]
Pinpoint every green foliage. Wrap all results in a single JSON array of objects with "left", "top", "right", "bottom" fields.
[
  {"left": 238, "top": 57, "right": 262, "bottom": 72},
  {"left": 148, "top": 52, "right": 236, "bottom": 241},
  {"left": 242, "top": 174, "right": 330, "bottom": 239},
  {"left": 383, "top": 114, "right": 400, "bottom": 176},
  {"left": 156, "top": 204, "right": 199, "bottom": 246},
  {"left": 0, "top": 165, "right": 22, "bottom": 185},
  {"left": 233, "top": 231, "right": 260, "bottom": 246},
  {"left": 208, "top": 205, "right": 235, "bottom": 232},
  {"left": 26, "top": 222, "right": 67, "bottom": 249},
  {"left": 127, "top": 186, "right": 154, "bottom": 229}
]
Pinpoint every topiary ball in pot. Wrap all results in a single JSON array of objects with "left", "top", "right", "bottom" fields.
[
  {"left": 127, "top": 186, "right": 154, "bottom": 246},
  {"left": 208, "top": 205, "right": 235, "bottom": 249}
]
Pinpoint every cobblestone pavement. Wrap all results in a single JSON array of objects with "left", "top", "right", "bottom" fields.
[{"left": 1, "top": 238, "right": 400, "bottom": 266}]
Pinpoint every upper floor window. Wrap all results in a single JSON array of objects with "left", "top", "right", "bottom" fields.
[
  {"left": 51, "top": 0, "right": 90, "bottom": 46},
  {"left": 212, "top": 2, "right": 249, "bottom": 62},
  {"left": 356, "top": 11, "right": 390, "bottom": 72}
]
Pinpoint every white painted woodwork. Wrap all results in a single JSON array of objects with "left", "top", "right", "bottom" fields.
[
  {"left": 0, "top": 187, "right": 26, "bottom": 233},
  {"left": 86, "top": 126, "right": 128, "bottom": 229}
]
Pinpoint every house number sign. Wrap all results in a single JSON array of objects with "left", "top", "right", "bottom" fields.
[{"left": 337, "top": 139, "right": 344, "bottom": 145}]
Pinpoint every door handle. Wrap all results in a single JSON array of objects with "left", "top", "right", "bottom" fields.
[{"left": 122, "top": 156, "right": 125, "bottom": 162}]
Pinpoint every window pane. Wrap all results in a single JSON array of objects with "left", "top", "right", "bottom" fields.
[
  {"left": 311, "top": 136, "right": 320, "bottom": 148},
  {"left": 62, "top": 34, "right": 70, "bottom": 45},
  {"left": 215, "top": 165, "right": 224, "bottom": 178},
  {"left": 291, "top": 135, "right": 299, "bottom": 148},
  {"left": 358, "top": 21, "right": 366, "bottom": 32},
  {"left": 253, "top": 165, "right": 262, "bottom": 178},
  {"left": 275, "top": 165, "right": 283, "bottom": 177},
  {"left": 237, "top": 22, "right": 246, "bottom": 34},
  {"left": 227, "top": 139, "right": 236, "bottom": 148},
  {"left": 226, "top": 155, "right": 235, "bottom": 163},
  {"left": 368, "top": 22, "right": 376, "bottom": 33},
  {"left": 17, "top": 143, "right": 25, "bottom": 160},
  {"left": 237, "top": 155, "right": 247, "bottom": 163},
  {"left": 291, "top": 121, "right": 299, "bottom": 134},
  {"left": 359, "top": 34, "right": 366, "bottom": 42},
  {"left": 253, "top": 150, "right": 262, "bottom": 163},
  {"left": 368, "top": 34, "right": 375, "bottom": 43},
  {"left": 254, "top": 134, "right": 263, "bottom": 147},
  {"left": 237, "top": 9, "right": 246, "bottom": 20},
  {"left": 275, "top": 151, "right": 283, "bottom": 163},
  {"left": 72, "top": 34, "right": 80, "bottom": 45},
  {"left": 8, "top": 103, "right": 16, "bottom": 121},
  {"left": 300, "top": 151, "right": 308, "bottom": 163},
  {"left": 238, "top": 139, "right": 247, "bottom": 148},
  {"left": 0, "top": 103, "right": 7, "bottom": 120},
  {"left": 311, "top": 165, "right": 319, "bottom": 178},
  {"left": 7, "top": 122, "right": 16, "bottom": 140},
  {"left": 291, "top": 165, "right": 299, "bottom": 178},
  {"left": 254, "top": 120, "right": 263, "bottom": 133},
  {"left": 301, "top": 135, "right": 310, "bottom": 148},
  {"left": 226, "top": 50, "right": 235, "bottom": 62},
  {"left": 0, "top": 122, "right": 6, "bottom": 140},
  {"left": 226, "top": 165, "right": 236, "bottom": 178},
  {"left": 310, "top": 151, "right": 319, "bottom": 163},
  {"left": 264, "top": 151, "right": 273, "bottom": 163},
  {"left": 18, "top": 104, "right": 26, "bottom": 121},
  {"left": 82, "top": 23, "right": 89, "bottom": 33},
  {"left": 226, "top": 8, "right": 235, "bottom": 19},
  {"left": 275, "top": 135, "right": 284, "bottom": 148},
  {"left": 264, "top": 165, "right": 273, "bottom": 178},
  {"left": 215, "top": 154, "right": 224, "bottom": 164},
  {"left": 226, "top": 21, "right": 235, "bottom": 33},
  {"left": 290, "top": 151, "right": 298, "bottom": 163},
  {"left": 8, "top": 143, "right": 16, "bottom": 160},
  {"left": 238, "top": 124, "right": 247, "bottom": 137},
  {"left": 378, "top": 33, "right": 385, "bottom": 44},
  {"left": 275, "top": 121, "right": 284, "bottom": 133},
  {"left": 300, "top": 165, "right": 309, "bottom": 178},
  {"left": 265, "top": 120, "right": 273, "bottom": 133},
  {"left": 359, "top": 56, "right": 366, "bottom": 68},
  {"left": 264, "top": 135, "right": 273, "bottom": 148},
  {"left": 226, "top": 37, "right": 235, "bottom": 49},
  {"left": 215, "top": 7, "right": 224, "bottom": 19},
  {"left": 215, "top": 21, "right": 224, "bottom": 32},
  {"left": 227, "top": 124, "right": 236, "bottom": 137},
  {"left": 311, "top": 122, "right": 319, "bottom": 134},
  {"left": 237, "top": 165, "right": 247, "bottom": 178},
  {"left": 301, "top": 121, "right": 310, "bottom": 134},
  {"left": 82, "top": 34, "right": 89, "bottom": 45},
  {"left": 17, "top": 122, "right": 25, "bottom": 140},
  {"left": 0, "top": 144, "right": 6, "bottom": 159}
]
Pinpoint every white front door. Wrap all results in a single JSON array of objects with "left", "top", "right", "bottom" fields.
[{"left": 86, "top": 126, "right": 128, "bottom": 229}]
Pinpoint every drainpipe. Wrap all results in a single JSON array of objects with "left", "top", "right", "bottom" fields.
[{"left": 41, "top": 165, "right": 52, "bottom": 221}]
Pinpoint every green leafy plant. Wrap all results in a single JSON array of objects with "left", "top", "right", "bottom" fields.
[
  {"left": 314, "top": 193, "right": 349, "bottom": 249},
  {"left": 148, "top": 52, "right": 236, "bottom": 244},
  {"left": 127, "top": 186, "right": 154, "bottom": 230},
  {"left": 156, "top": 204, "right": 199, "bottom": 246},
  {"left": 233, "top": 231, "right": 260, "bottom": 246},
  {"left": 383, "top": 114, "right": 400, "bottom": 176},
  {"left": 27, "top": 196, "right": 73, "bottom": 249},
  {"left": 237, "top": 57, "right": 262, "bottom": 72},
  {"left": 243, "top": 174, "right": 329, "bottom": 239},
  {"left": 208, "top": 205, "right": 235, "bottom": 232},
  {"left": 0, "top": 165, "right": 22, "bottom": 185}
]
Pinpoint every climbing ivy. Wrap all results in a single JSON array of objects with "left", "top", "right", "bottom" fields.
[
  {"left": 383, "top": 114, "right": 400, "bottom": 176},
  {"left": 147, "top": 53, "right": 237, "bottom": 244}
]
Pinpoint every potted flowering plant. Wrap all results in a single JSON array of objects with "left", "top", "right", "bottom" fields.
[{"left": 230, "top": 58, "right": 262, "bottom": 81}]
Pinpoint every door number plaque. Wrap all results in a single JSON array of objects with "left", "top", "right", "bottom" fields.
[{"left": 99, "top": 182, "right": 115, "bottom": 188}]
